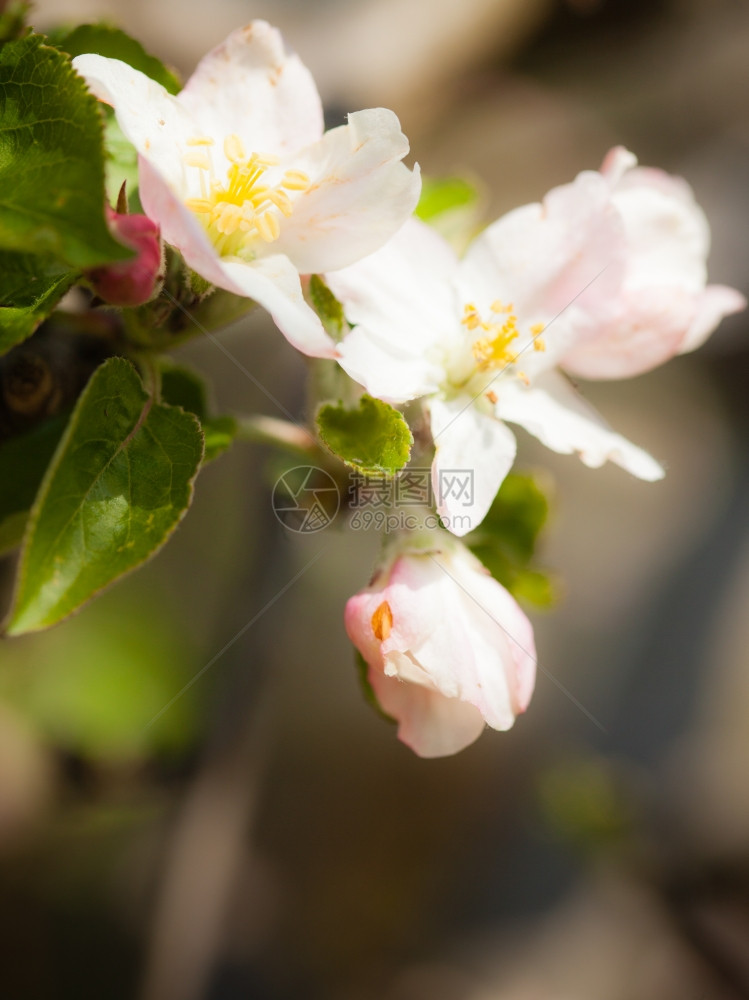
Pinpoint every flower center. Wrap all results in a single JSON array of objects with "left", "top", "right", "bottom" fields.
[
  {"left": 462, "top": 300, "right": 546, "bottom": 374},
  {"left": 182, "top": 134, "right": 311, "bottom": 258}
]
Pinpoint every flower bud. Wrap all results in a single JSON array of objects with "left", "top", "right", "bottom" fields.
[
  {"left": 87, "top": 207, "right": 163, "bottom": 307},
  {"left": 345, "top": 535, "right": 536, "bottom": 757}
]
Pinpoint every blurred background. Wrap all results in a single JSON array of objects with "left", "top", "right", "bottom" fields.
[{"left": 2, "top": 0, "right": 749, "bottom": 997}]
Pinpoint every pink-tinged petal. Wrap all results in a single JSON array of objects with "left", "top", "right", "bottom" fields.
[
  {"left": 449, "top": 554, "right": 537, "bottom": 714},
  {"left": 72, "top": 54, "right": 196, "bottom": 194},
  {"left": 368, "top": 667, "right": 486, "bottom": 757},
  {"left": 599, "top": 146, "right": 638, "bottom": 187},
  {"left": 497, "top": 372, "right": 664, "bottom": 481},
  {"left": 560, "top": 284, "right": 695, "bottom": 379},
  {"left": 680, "top": 284, "right": 747, "bottom": 354},
  {"left": 330, "top": 219, "right": 459, "bottom": 401},
  {"left": 457, "top": 174, "right": 625, "bottom": 340},
  {"left": 177, "top": 21, "right": 323, "bottom": 155},
  {"left": 345, "top": 542, "right": 537, "bottom": 757},
  {"left": 273, "top": 109, "right": 421, "bottom": 273},
  {"left": 138, "top": 155, "right": 219, "bottom": 268},
  {"left": 611, "top": 181, "right": 710, "bottom": 291},
  {"left": 429, "top": 396, "right": 517, "bottom": 536}
]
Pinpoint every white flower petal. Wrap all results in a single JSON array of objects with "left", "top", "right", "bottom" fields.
[
  {"left": 219, "top": 257, "right": 337, "bottom": 358},
  {"left": 330, "top": 219, "right": 459, "bottom": 401},
  {"left": 497, "top": 371, "right": 664, "bottom": 481},
  {"left": 429, "top": 396, "right": 517, "bottom": 536},
  {"left": 177, "top": 21, "right": 324, "bottom": 155},
  {"left": 73, "top": 54, "right": 196, "bottom": 194},
  {"left": 273, "top": 109, "right": 421, "bottom": 273},
  {"left": 369, "top": 667, "right": 486, "bottom": 758}
]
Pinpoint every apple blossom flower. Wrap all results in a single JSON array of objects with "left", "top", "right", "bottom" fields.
[
  {"left": 87, "top": 205, "right": 162, "bottom": 306},
  {"left": 327, "top": 149, "right": 745, "bottom": 534},
  {"left": 346, "top": 534, "right": 536, "bottom": 757},
  {"left": 72, "top": 22, "right": 420, "bottom": 357}
]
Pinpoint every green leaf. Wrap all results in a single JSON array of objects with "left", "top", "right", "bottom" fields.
[
  {"left": 0, "top": 414, "right": 68, "bottom": 555},
  {"left": 0, "top": 251, "right": 78, "bottom": 355},
  {"left": 466, "top": 472, "right": 556, "bottom": 607},
  {"left": 4, "top": 356, "right": 204, "bottom": 635},
  {"left": 202, "top": 416, "right": 237, "bottom": 462},
  {"left": 317, "top": 394, "right": 412, "bottom": 477},
  {"left": 0, "top": 35, "right": 131, "bottom": 267},
  {"left": 56, "top": 23, "right": 182, "bottom": 95},
  {"left": 158, "top": 359, "right": 237, "bottom": 462},
  {"left": 158, "top": 360, "right": 208, "bottom": 420},
  {"left": 308, "top": 273, "right": 346, "bottom": 340},
  {"left": 102, "top": 111, "right": 141, "bottom": 210},
  {"left": 416, "top": 176, "right": 479, "bottom": 222},
  {"left": 416, "top": 175, "right": 483, "bottom": 250}
]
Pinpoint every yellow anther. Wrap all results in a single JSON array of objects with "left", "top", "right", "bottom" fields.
[
  {"left": 467, "top": 302, "right": 523, "bottom": 371},
  {"left": 490, "top": 299, "right": 513, "bottom": 314},
  {"left": 255, "top": 211, "right": 281, "bottom": 242},
  {"left": 533, "top": 337, "right": 546, "bottom": 352},
  {"left": 282, "top": 169, "right": 311, "bottom": 191},
  {"left": 224, "top": 133, "right": 246, "bottom": 163},
  {"left": 462, "top": 303, "right": 482, "bottom": 330},
  {"left": 182, "top": 134, "right": 305, "bottom": 255},
  {"left": 267, "top": 189, "right": 293, "bottom": 216},
  {"left": 183, "top": 151, "right": 211, "bottom": 170}
]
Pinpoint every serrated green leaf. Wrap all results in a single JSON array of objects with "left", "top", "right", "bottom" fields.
[
  {"left": 0, "top": 251, "right": 78, "bottom": 355},
  {"left": 5, "top": 356, "right": 204, "bottom": 635},
  {"left": 317, "top": 394, "right": 412, "bottom": 477},
  {"left": 466, "top": 472, "right": 556, "bottom": 607},
  {"left": 0, "top": 35, "right": 131, "bottom": 267},
  {"left": 309, "top": 273, "right": 345, "bottom": 340},
  {"left": 57, "top": 23, "right": 182, "bottom": 94},
  {"left": 0, "top": 414, "right": 68, "bottom": 555}
]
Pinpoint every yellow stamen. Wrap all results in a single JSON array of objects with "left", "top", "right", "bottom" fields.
[{"left": 181, "top": 134, "right": 311, "bottom": 258}]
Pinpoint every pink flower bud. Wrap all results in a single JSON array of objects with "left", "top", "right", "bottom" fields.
[
  {"left": 345, "top": 537, "right": 536, "bottom": 757},
  {"left": 87, "top": 207, "right": 163, "bottom": 307}
]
